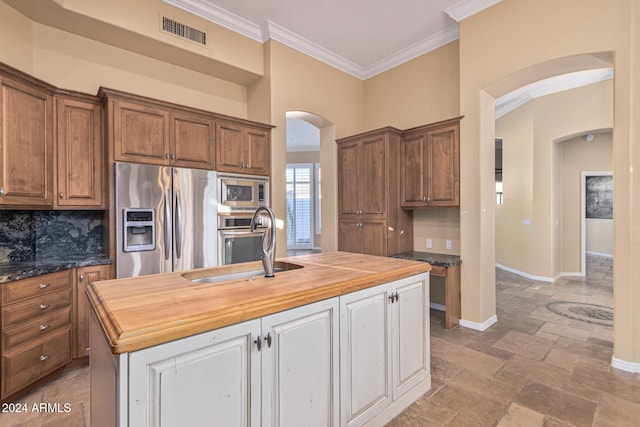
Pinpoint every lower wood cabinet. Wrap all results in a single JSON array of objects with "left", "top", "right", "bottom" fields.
[
  {"left": 73, "top": 265, "right": 111, "bottom": 359},
  {"left": 338, "top": 219, "right": 387, "bottom": 256},
  {"left": 340, "top": 274, "right": 430, "bottom": 427},
  {"left": 90, "top": 273, "right": 429, "bottom": 426},
  {"left": 0, "top": 270, "right": 72, "bottom": 399}
]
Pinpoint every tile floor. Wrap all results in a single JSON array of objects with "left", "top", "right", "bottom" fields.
[{"left": 1, "top": 255, "right": 638, "bottom": 426}]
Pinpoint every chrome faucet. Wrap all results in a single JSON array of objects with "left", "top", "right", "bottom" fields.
[{"left": 250, "top": 206, "right": 276, "bottom": 277}]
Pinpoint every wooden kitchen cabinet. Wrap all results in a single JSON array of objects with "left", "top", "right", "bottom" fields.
[
  {"left": 0, "top": 64, "right": 55, "bottom": 207},
  {"left": 216, "top": 119, "right": 271, "bottom": 176},
  {"left": 336, "top": 127, "right": 413, "bottom": 256},
  {"left": 102, "top": 88, "right": 215, "bottom": 169},
  {"left": 339, "top": 273, "right": 430, "bottom": 427},
  {"left": 55, "top": 92, "right": 104, "bottom": 208},
  {"left": 338, "top": 219, "right": 387, "bottom": 256},
  {"left": 73, "top": 265, "right": 111, "bottom": 359},
  {"left": 1, "top": 270, "right": 72, "bottom": 399},
  {"left": 401, "top": 117, "right": 461, "bottom": 208},
  {"left": 122, "top": 297, "right": 338, "bottom": 426}
]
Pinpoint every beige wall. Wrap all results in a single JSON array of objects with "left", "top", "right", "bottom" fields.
[
  {"left": 460, "top": 0, "right": 639, "bottom": 364},
  {"left": 495, "top": 80, "right": 613, "bottom": 278},
  {"left": 262, "top": 40, "right": 365, "bottom": 256}
]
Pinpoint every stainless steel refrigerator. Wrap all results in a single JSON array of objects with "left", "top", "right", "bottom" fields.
[{"left": 115, "top": 162, "right": 218, "bottom": 278}]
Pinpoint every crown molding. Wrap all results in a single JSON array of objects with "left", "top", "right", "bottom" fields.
[
  {"left": 264, "top": 20, "right": 368, "bottom": 79},
  {"left": 364, "top": 25, "right": 459, "bottom": 79},
  {"left": 444, "top": 0, "right": 503, "bottom": 22},
  {"left": 163, "top": 0, "right": 472, "bottom": 80}
]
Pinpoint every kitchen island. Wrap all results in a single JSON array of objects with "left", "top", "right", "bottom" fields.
[{"left": 88, "top": 252, "right": 431, "bottom": 427}]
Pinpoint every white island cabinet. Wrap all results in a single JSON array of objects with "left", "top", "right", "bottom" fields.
[
  {"left": 91, "top": 298, "right": 339, "bottom": 427},
  {"left": 89, "top": 257, "right": 430, "bottom": 427},
  {"left": 340, "top": 274, "right": 430, "bottom": 427}
]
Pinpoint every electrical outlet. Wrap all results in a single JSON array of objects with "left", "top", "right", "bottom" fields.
[
  {"left": 446, "top": 240, "right": 452, "bottom": 250},
  {"left": 426, "top": 239, "right": 432, "bottom": 249}
]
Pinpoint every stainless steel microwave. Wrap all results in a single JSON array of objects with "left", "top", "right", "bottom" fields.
[{"left": 218, "top": 173, "right": 269, "bottom": 212}]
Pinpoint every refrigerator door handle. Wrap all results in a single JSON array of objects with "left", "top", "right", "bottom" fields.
[
  {"left": 164, "top": 191, "right": 171, "bottom": 261},
  {"left": 174, "top": 189, "right": 182, "bottom": 259}
]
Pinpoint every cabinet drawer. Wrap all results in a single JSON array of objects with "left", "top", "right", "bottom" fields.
[
  {"left": 1, "top": 287, "right": 71, "bottom": 328},
  {"left": 1, "top": 326, "right": 71, "bottom": 398},
  {"left": 1, "top": 270, "right": 72, "bottom": 305},
  {"left": 2, "top": 307, "right": 71, "bottom": 351}
]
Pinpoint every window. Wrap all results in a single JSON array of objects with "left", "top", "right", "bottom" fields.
[{"left": 286, "top": 164, "right": 313, "bottom": 249}]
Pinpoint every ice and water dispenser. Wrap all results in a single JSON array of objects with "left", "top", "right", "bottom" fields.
[{"left": 123, "top": 209, "right": 156, "bottom": 252}]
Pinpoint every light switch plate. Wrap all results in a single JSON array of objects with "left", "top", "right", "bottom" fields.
[
  {"left": 426, "top": 239, "right": 432, "bottom": 249},
  {"left": 446, "top": 240, "right": 452, "bottom": 250}
]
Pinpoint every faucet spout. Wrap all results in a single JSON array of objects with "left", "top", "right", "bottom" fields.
[{"left": 250, "top": 206, "right": 276, "bottom": 277}]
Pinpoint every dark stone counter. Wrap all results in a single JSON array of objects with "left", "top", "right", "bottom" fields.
[
  {"left": 0, "top": 255, "right": 112, "bottom": 283},
  {"left": 391, "top": 251, "right": 462, "bottom": 267}
]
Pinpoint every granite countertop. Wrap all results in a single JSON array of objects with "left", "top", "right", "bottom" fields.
[
  {"left": 391, "top": 251, "right": 462, "bottom": 267},
  {"left": 0, "top": 255, "right": 112, "bottom": 284}
]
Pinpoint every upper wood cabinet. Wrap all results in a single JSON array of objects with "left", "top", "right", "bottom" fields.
[
  {"left": 336, "top": 127, "right": 413, "bottom": 257},
  {"left": 401, "top": 117, "right": 461, "bottom": 208},
  {"left": 102, "top": 88, "right": 215, "bottom": 170},
  {"left": 0, "top": 65, "right": 55, "bottom": 208},
  {"left": 55, "top": 92, "right": 104, "bottom": 208},
  {"left": 215, "top": 119, "right": 271, "bottom": 176}
]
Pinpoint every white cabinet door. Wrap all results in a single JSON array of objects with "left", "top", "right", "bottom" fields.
[
  {"left": 128, "top": 319, "right": 261, "bottom": 427},
  {"left": 340, "top": 284, "right": 393, "bottom": 427},
  {"left": 391, "top": 275, "right": 429, "bottom": 399},
  {"left": 261, "top": 298, "right": 339, "bottom": 427}
]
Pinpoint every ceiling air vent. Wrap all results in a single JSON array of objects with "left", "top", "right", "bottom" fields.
[{"left": 161, "top": 16, "right": 207, "bottom": 46}]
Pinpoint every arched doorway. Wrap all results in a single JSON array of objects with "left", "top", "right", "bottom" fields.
[{"left": 285, "top": 111, "right": 335, "bottom": 254}]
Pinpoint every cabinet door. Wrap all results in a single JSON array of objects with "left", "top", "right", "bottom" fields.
[
  {"left": 216, "top": 120, "right": 245, "bottom": 173},
  {"left": 113, "top": 99, "right": 170, "bottom": 165},
  {"left": 391, "top": 275, "right": 429, "bottom": 399},
  {"left": 338, "top": 220, "right": 362, "bottom": 253},
  {"left": 56, "top": 97, "right": 103, "bottom": 207},
  {"left": 245, "top": 126, "right": 271, "bottom": 176},
  {"left": 128, "top": 319, "right": 261, "bottom": 427},
  {"left": 171, "top": 111, "right": 214, "bottom": 169},
  {"left": 340, "top": 284, "right": 392, "bottom": 427},
  {"left": 262, "top": 298, "right": 339, "bottom": 427},
  {"left": 360, "top": 220, "right": 387, "bottom": 256},
  {"left": 400, "top": 132, "right": 426, "bottom": 207},
  {"left": 74, "top": 265, "right": 111, "bottom": 359},
  {"left": 427, "top": 124, "right": 459, "bottom": 206},
  {"left": 337, "top": 141, "right": 360, "bottom": 216},
  {"left": 0, "top": 75, "right": 53, "bottom": 206},
  {"left": 360, "top": 135, "right": 386, "bottom": 217}
]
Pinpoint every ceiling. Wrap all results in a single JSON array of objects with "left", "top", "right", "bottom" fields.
[{"left": 164, "top": 0, "right": 501, "bottom": 80}]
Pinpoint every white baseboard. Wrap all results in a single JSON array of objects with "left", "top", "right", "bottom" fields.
[
  {"left": 495, "top": 263, "right": 555, "bottom": 282},
  {"left": 459, "top": 315, "right": 497, "bottom": 331},
  {"left": 586, "top": 251, "right": 613, "bottom": 258},
  {"left": 429, "top": 302, "right": 446, "bottom": 312},
  {"left": 611, "top": 357, "right": 640, "bottom": 373}
]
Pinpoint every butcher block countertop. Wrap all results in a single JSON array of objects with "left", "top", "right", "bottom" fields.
[{"left": 87, "top": 251, "right": 431, "bottom": 354}]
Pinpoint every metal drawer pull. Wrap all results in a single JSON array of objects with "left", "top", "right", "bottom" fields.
[
  {"left": 39, "top": 304, "right": 51, "bottom": 310},
  {"left": 39, "top": 283, "right": 50, "bottom": 289},
  {"left": 39, "top": 354, "right": 51, "bottom": 362},
  {"left": 40, "top": 324, "right": 51, "bottom": 331}
]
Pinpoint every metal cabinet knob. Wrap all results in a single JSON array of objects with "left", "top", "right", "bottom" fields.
[
  {"left": 39, "top": 282, "right": 50, "bottom": 289},
  {"left": 39, "top": 354, "right": 51, "bottom": 362},
  {"left": 79, "top": 274, "right": 84, "bottom": 282},
  {"left": 0, "top": 187, "right": 4, "bottom": 197}
]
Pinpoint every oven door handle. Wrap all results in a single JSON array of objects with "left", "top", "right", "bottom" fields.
[{"left": 220, "top": 229, "right": 265, "bottom": 238}]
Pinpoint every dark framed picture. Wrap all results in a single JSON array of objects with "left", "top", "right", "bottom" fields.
[{"left": 585, "top": 175, "right": 613, "bottom": 219}]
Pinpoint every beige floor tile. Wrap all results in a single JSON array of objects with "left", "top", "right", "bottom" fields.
[
  {"left": 496, "top": 403, "right": 545, "bottom": 427},
  {"left": 498, "top": 355, "right": 571, "bottom": 389},
  {"left": 538, "top": 322, "right": 592, "bottom": 341},
  {"left": 569, "top": 365, "right": 640, "bottom": 404},
  {"left": 494, "top": 331, "right": 555, "bottom": 360},
  {"left": 431, "top": 383, "right": 509, "bottom": 426},
  {"left": 543, "top": 349, "right": 579, "bottom": 371},
  {"left": 593, "top": 393, "right": 640, "bottom": 427},
  {"left": 431, "top": 338, "right": 506, "bottom": 377},
  {"left": 515, "top": 382, "right": 597, "bottom": 427}
]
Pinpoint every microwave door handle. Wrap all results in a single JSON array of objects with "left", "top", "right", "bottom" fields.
[
  {"left": 164, "top": 191, "right": 171, "bottom": 261},
  {"left": 174, "top": 190, "right": 182, "bottom": 259}
]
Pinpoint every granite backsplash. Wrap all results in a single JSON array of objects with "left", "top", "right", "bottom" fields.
[{"left": 0, "top": 210, "right": 107, "bottom": 264}]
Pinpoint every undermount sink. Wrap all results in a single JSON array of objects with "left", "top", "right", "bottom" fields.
[{"left": 183, "top": 261, "right": 304, "bottom": 284}]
